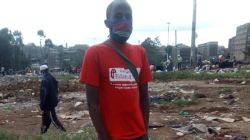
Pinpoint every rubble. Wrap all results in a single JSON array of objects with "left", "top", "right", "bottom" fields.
[
  {"left": 59, "top": 111, "right": 89, "bottom": 120},
  {"left": 173, "top": 123, "right": 209, "bottom": 134},
  {"left": 0, "top": 76, "right": 250, "bottom": 139},
  {"left": 204, "top": 116, "right": 235, "bottom": 123},
  {"left": 242, "top": 117, "right": 250, "bottom": 122},
  {"left": 149, "top": 122, "right": 165, "bottom": 128}
]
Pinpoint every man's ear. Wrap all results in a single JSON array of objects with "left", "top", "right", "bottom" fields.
[{"left": 104, "top": 19, "right": 110, "bottom": 28}]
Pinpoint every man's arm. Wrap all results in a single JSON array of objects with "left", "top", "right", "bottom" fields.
[
  {"left": 86, "top": 84, "right": 111, "bottom": 140},
  {"left": 40, "top": 80, "right": 48, "bottom": 111},
  {"left": 139, "top": 83, "right": 150, "bottom": 132}
]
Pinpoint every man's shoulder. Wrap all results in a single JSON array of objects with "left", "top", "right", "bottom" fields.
[
  {"left": 89, "top": 43, "right": 107, "bottom": 49},
  {"left": 85, "top": 43, "right": 109, "bottom": 53},
  {"left": 127, "top": 43, "right": 146, "bottom": 54}
]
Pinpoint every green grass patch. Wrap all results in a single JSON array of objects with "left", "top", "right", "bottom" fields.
[
  {"left": 153, "top": 70, "right": 250, "bottom": 81},
  {"left": 55, "top": 74, "right": 77, "bottom": 81},
  {"left": 0, "top": 129, "right": 19, "bottom": 140},
  {"left": 3, "top": 104, "right": 14, "bottom": 111},
  {"left": 29, "top": 76, "right": 39, "bottom": 81},
  {"left": 218, "top": 87, "right": 233, "bottom": 94},
  {"left": 152, "top": 96, "right": 198, "bottom": 107},
  {"left": 171, "top": 97, "right": 198, "bottom": 107}
]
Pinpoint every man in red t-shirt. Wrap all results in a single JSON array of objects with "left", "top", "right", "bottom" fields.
[{"left": 80, "top": 0, "right": 152, "bottom": 140}]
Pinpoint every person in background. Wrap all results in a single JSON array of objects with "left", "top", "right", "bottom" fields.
[
  {"left": 80, "top": 0, "right": 152, "bottom": 139},
  {"left": 1, "top": 66, "right": 5, "bottom": 76},
  {"left": 177, "top": 55, "right": 182, "bottom": 70},
  {"left": 39, "top": 65, "right": 66, "bottom": 134},
  {"left": 167, "top": 56, "right": 173, "bottom": 71}
]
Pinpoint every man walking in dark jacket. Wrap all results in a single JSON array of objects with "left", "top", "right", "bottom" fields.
[{"left": 39, "top": 65, "right": 66, "bottom": 134}]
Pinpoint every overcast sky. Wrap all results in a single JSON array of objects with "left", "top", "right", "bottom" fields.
[{"left": 0, "top": 0, "right": 249, "bottom": 47}]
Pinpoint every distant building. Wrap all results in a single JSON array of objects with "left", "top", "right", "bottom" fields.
[
  {"left": 48, "top": 48, "right": 60, "bottom": 69},
  {"left": 228, "top": 36, "right": 236, "bottom": 57},
  {"left": 22, "top": 44, "right": 88, "bottom": 71},
  {"left": 228, "top": 23, "right": 250, "bottom": 61},
  {"left": 197, "top": 42, "right": 218, "bottom": 61},
  {"left": 218, "top": 45, "right": 228, "bottom": 56}
]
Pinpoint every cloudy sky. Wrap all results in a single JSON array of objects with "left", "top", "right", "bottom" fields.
[{"left": 0, "top": 0, "right": 249, "bottom": 47}]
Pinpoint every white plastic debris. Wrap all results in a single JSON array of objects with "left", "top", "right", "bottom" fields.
[
  {"left": 74, "top": 102, "right": 83, "bottom": 107},
  {"left": 176, "top": 132, "right": 184, "bottom": 136},
  {"left": 179, "top": 89, "right": 194, "bottom": 94},
  {"left": 204, "top": 116, "right": 235, "bottom": 123},
  {"left": 242, "top": 117, "right": 250, "bottom": 122},
  {"left": 214, "top": 78, "right": 219, "bottom": 82},
  {"left": 241, "top": 81, "right": 246, "bottom": 85}
]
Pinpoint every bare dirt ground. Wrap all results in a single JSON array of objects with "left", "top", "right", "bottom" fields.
[{"left": 0, "top": 76, "right": 250, "bottom": 140}]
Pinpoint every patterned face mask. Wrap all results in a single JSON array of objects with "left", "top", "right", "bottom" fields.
[{"left": 109, "top": 19, "right": 132, "bottom": 43}]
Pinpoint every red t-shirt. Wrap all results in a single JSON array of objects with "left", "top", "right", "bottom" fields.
[{"left": 80, "top": 42, "right": 152, "bottom": 140}]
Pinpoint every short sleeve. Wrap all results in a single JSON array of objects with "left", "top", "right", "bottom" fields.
[
  {"left": 79, "top": 47, "right": 100, "bottom": 87},
  {"left": 139, "top": 47, "right": 152, "bottom": 85}
]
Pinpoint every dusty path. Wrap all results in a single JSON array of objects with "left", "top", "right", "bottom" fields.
[{"left": 0, "top": 79, "right": 250, "bottom": 139}]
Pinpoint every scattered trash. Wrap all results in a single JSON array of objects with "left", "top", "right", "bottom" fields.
[
  {"left": 74, "top": 102, "right": 83, "bottom": 107},
  {"left": 59, "top": 111, "right": 88, "bottom": 120},
  {"left": 176, "top": 132, "right": 184, "bottom": 136},
  {"left": 31, "top": 110, "right": 39, "bottom": 113},
  {"left": 179, "top": 89, "right": 194, "bottom": 94},
  {"left": 19, "top": 89, "right": 24, "bottom": 93},
  {"left": 77, "top": 130, "right": 84, "bottom": 133},
  {"left": 242, "top": 117, "right": 250, "bottom": 122},
  {"left": 232, "top": 134, "right": 247, "bottom": 140},
  {"left": 241, "top": 81, "right": 246, "bottom": 85},
  {"left": 149, "top": 122, "right": 165, "bottom": 128},
  {"left": 223, "top": 94, "right": 235, "bottom": 100},
  {"left": 173, "top": 123, "right": 208, "bottom": 134},
  {"left": 214, "top": 78, "right": 219, "bottom": 82},
  {"left": 204, "top": 116, "right": 235, "bottom": 123},
  {"left": 224, "top": 135, "right": 233, "bottom": 138},
  {"left": 207, "top": 127, "right": 219, "bottom": 135},
  {"left": 150, "top": 96, "right": 162, "bottom": 104}
]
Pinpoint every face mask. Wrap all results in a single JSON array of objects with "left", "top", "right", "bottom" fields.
[{"left": 109, "top": 19, "right": 132, "bottom": 43}]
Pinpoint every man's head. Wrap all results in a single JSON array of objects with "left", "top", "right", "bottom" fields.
[
  {"left": 105, "top": 0, "right": 133, "bottom": 43},
  {"left": 40, "top": 65, "right": 49, "bottom": 74}
]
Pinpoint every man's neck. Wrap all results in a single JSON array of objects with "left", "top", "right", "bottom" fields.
[{"left": 108, "top": 38, "right": 127, "bottom": 47}]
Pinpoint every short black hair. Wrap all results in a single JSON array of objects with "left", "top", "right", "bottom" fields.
[{"left": 106, "top": 0, "right": 130, "bottom": 19}]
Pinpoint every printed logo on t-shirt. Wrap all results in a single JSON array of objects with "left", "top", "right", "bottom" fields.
[
  {"left": 109, "top": 68, "right": 140, "bottom": 89},
  {"left": 109, "top": 68, "right": 135, "bottom": 82}
]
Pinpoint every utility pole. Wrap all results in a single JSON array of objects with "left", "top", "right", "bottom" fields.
[
  {"left": 175, "top": 30, "right": 177, "bottom": 46},
  {"left": 190, "top": 0, "right": 197, "bottom": 66},
  {"left": 167, "top": 22, "right": 170, "bottom": 46}
]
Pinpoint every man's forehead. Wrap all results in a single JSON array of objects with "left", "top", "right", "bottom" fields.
[{"left": 111, "top": 1, "right": 132, "bottom": 13}]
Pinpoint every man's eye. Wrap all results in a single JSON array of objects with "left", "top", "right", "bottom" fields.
[
  {"left": 114, "top": 13, "right": 123, "bottom": 20},
  {"left": 125, "top": 14, "right": 132, "bottom": 20},
  {"left": 114, "top": 13, "right": 132, "bottom": 20}
]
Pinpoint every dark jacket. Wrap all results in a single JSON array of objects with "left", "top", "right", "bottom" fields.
[{"left": 40, "top": 72, "right": 59, "bottom": 110}]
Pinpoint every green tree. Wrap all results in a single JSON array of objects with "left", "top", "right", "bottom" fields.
[
  {"left": 13, "top": 30, "right": 23, "bottom": 46},
  {"left": 0, "top": 28, "right": 29, "bottom": 71},
  {"left": 141, "top": 37, "right": 162, "bottom": 66},
  {"left": 44, "top": 38, "right": 54, "bottom": 48},
  {"left": 37, "top": 30, "right": 46, "bottom": 47},
  {"left": 0, "top": 28, "right": 12, "bottom": 69}
]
